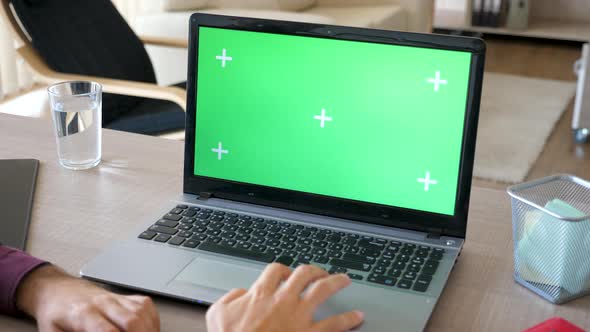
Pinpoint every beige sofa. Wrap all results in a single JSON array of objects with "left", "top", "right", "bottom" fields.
[{"left": 135, "top": 0, "right": 434, "bottom": 85}]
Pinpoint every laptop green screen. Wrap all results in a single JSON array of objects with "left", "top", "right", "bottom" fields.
[{"left": 194, "top": 27, "right": 472, "bottom": 216}]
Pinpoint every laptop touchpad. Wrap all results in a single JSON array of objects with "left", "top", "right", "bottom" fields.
[{"left": 171, "top": 256, "right": 263, "bottom": 292}]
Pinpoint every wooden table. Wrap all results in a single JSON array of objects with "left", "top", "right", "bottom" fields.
[{"left": 1, "top": 113, "right": 589, "bottom": 331}]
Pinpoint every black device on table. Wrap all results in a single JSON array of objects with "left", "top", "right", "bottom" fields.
[{"left": 0, "top": 159, "right": 39, "bottom": 250}]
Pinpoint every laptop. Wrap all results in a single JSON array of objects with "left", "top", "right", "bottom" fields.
[{"left": 82, "top": 14, "right": 485, "bottom": 331}]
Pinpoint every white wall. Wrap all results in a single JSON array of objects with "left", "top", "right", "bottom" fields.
[{"left": 436, "top": 0, "right": 466, "bottom": 11}]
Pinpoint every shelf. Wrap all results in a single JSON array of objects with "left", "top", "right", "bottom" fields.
[{"left": 434, "top": 9, "right": 590, "bottom": 42}]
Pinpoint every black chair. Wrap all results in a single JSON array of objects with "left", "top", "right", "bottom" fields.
[{"left": 3, "top": 0, "right": 187, "bottom": 136}]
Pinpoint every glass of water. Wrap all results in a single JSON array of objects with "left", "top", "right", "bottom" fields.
[{"left": 48, "top": 81, "right": 102, "bottom": 170}]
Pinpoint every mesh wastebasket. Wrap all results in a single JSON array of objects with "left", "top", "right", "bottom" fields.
[{"left": 507, "top": 174, "right": 590, "bottom": 304}]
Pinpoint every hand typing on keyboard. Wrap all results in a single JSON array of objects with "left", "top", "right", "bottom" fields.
[{"left": 206, "top": 264, "right": 364, "bottom": 332}]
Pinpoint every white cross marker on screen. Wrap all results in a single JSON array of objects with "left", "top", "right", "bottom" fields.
[
  {"left": 212, "top": 142, "right": 229, "bottom": 160},
  {"left": 314, "top": 108, "right": 333, "bottom": 128},
  {"left": 215, "top": 49, "right": 233, "bottom": 68},
  {"left": 417, "top": 171, "right": 438, "bottom": 191},
  {"left": 426, "top": 71, "right": 448, "bottom": 92}
]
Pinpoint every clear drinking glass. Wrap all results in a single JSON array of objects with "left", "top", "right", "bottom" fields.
[{"left": 48, "top": 81, "right": 102, "bottom": 170}]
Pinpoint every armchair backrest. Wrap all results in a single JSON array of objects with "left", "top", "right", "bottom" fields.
[{"left": 8, "top": 0, "right": 158, "bottom": 123}]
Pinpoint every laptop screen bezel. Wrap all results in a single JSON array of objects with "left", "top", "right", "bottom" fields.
[{"left": 183, "top": 13, "right": 485, "bottom": 239}]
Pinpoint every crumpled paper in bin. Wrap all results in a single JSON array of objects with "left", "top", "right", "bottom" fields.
[{"left": 516, "top": 199, "right": 590, "bottom": 295}]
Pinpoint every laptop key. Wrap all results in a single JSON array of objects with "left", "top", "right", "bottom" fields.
[
  {"left": 407, "top": 263, "right": 421, "bottom": 273},
  {"left": 411, "top": 257, "right": 425, "bottom": 265},
  {"left": 396, "top": 254, "right": 411, "bottom": 263},
  {"left": 377, "top": 259, "right": 392, "bottom": 266},
  {"left": 327, "top": 250, "right": 342, "bottom": 258},
  {"left": 357, "top": 240, "right": 384, "bottom": 251},
  {"left": 312, "top": 233, "right": 326, "bottom": 241},
  {"left": 275, "top": 256, "right": 294, "bottom": 267},
  {"left": 268, "top": 247, "right": 283, "bottom": 256},
  {"left": 268, "top": 225, "right": 281, "bottom": 233},
  {"left": 179, "top": 224, "right": 193, "bottom": 231},
  {"left": 220, "top": 239, "right": 236, "bottom": 247},
  {"left": 182, "top": 240, "right": 200, "bottom": 248},
  {"left": 368, "top": 274, "right": 396, "bottom": 287},
  {"left": 280, "top": 228, "right": 296, "bottom": 235},
  {"left": 401, "top": 247, "right": 414, "bottom": 255},
  {"left": 375, "top": 238, "right": 388, "bottom": 245},
  {"left": 415, "top": 250, "right": 429, "bottom": 258},
  {"left": 154, "top": 234, "right": 171, "bottom": 243},
  {"left": 329, "top": 266, "right": 347, "bottom": 274},
  {"left": 329, "top": 259, "right": 372, "bottom": 272},
  {"left": 168, "top": 236, "right": 185, "bottom": 246},
  {"left": 382, "top": 252, "right": 395, "bottom": 260},
  {"left": 163, "top": 214, "right": 182, "bottom": 221},
  {"left": 312, "top": 248, "right": 327, "bottom": 256},
  {"left": 252, "top": 244, "right": 267, "bottom": 253},
  {"left": 326, "top": 235, "right": 341, "bottom": 243},
  {"left": 198, "top": 242, "right": 276, "bottom": 263},
  {"left": 267, "top": 239, "right": 281, "bottom": 247},
  {"left": 138, "top": 230, "right": 157, "bottom": 240},
  {"left": 430, "top": 251, "right": 444, "bottom": 260},
  {"left": 359, "top": 248, "right": 380, "bottom": 257},
  {"left": 191, "top": 234, "right": 207, "bottom": 242},
  {"left": 314, "top": 256, "right": 329, "bottom": 264},
  {"left": 237, "top": 241, "right": 252, "bottom": 249},
  {"left": 402, "top": 271, "right": 417, "bottom": 280},
  {"left": 178, "top": 231, "right": 193, "bottom": 238},
  {"left": 342, "top": 238, "right": 357, "bottom": 245},
  {"left": 236, "top": 234, "right": 250, "bottom": 242},
  {"left": 283, "top": 251, "right": 297, "bottom": 258},
  {"left": 149, "top": 225, "right": 178, "bottom": 235},
  {"left": 297, "top": 230, "right": 311, "bottom": 237},
  {"left": 397, "top": 279, "right": 413, "bottom": 289},
  {"left": 422, "top": 261, "right": 439, "bottom": 275},
  {"left": 328, "top": 243, "right": 343, "bottom": 251},
  {"left": 313, "top": 240, "right": 328, "bottom": 248},
  {"left": 413, "top": 276, "right": 431, "bottom": 292},
  {"left": 344, "top": 245, "right": 359, "bottom": 254},
  {"left": 392, "top": 261, "right": 407, "bottom": 270},
  {"left": 182, "top": 210, "right": 197, "bottom": 217},
  {"left": 342, "top": 253, "right": 376, "bottom": 264},
  {"left": 206, "top": 229, "right": 221, "bottom": 236},
  {"left": 170, "top": 208, "right": 184, "bottom": 215},
  {"left": 295, "top": 245, "right": 311, "bottom": 253},
  {"left": 280, "top": 242, "right": 296, "bottom": 250},
  {"left": 372, "top": 266, "right": 387, "bottom": 275},
  {"left": 387, "top": 269, "right": 403, "bottom": 278},
  {"left": 176, "top": 204, "right": 188, "bottom": 209},
  {"left": 300, "top": 253, "right": 313, "bottom": 261},
  {"left": 347, "top": 273, "right": 364, "bottom": 280}
]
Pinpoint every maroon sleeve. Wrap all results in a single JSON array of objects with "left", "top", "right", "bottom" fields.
[{"left": 0, "top": 245, "right": 48, "bottom": 316}]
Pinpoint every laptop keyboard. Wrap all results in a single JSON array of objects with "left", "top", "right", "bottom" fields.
[{"left": 138, "top": 205, "right": 445, "bottom": 293}]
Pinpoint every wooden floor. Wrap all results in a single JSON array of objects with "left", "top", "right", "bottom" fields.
[{"left": 473, "top": 36, "right": 590, "bottom": 190}]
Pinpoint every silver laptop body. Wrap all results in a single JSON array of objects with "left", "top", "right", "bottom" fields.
[{"left": 82, "top": 14, "right": 485, "bottom": 332}]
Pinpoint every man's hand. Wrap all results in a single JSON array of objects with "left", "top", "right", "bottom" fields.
[
  {"left": 16, "top": 265, "right": 160, "bottom": 332},
  {"left": 206, "top": 264, "right": 364, "bottom": 332}
]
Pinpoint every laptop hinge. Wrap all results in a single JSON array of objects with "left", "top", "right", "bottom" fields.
[
  {"left": 426, "top": 231, "right": 443, "bottom": 239},
  {"left": 198, "top": 192, "right": 213, "bottom": 200}
]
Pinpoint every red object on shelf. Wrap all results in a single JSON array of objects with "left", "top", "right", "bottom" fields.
[{"left": 523, "top": 317, "right": 586, "bottom": 332}]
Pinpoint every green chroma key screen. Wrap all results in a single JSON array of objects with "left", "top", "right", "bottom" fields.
[{"left": 194, "top": 27, "right": 472, "bottom": 216}]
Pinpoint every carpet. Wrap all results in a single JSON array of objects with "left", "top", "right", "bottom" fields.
[{"left": 474, "top": 73, "right": 576, "bottom": 183}]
